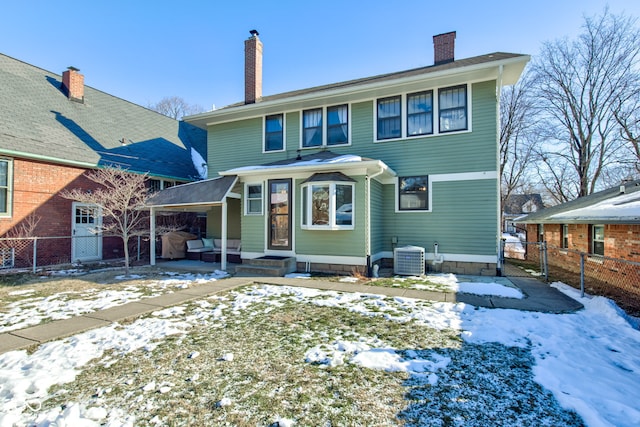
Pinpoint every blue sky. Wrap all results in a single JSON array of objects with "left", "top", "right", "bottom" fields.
[{"left": 2, "top": 1, "right": 639, "bottom": 112}]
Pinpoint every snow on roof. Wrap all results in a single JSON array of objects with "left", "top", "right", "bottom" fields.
[
  {"left": 225, "top": 154, "right": 363, "bottom": 173},
  {"left": 549, "top": 191, "right": 640, "bottom": 223}
]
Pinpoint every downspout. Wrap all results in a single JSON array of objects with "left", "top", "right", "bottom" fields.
[
  {"left": 496, "top": 64, "right": 504, "bottom": 276},
  {"left": 366, "top": 165, "right": 385, "bottom": 276}
]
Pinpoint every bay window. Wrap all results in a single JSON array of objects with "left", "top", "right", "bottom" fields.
[{"left": 301, "top": 178, "right": 354, "bottom": 230}]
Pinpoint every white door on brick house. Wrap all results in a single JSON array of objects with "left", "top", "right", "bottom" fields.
[{"left": 71, "top": 202, "right": 102, "bottom": 262}]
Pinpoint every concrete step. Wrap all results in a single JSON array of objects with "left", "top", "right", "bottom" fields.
[{"left": 234, "top": 264, "right": 289, "bottom": 277}]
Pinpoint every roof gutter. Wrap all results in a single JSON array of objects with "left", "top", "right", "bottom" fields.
[{"left": 219, "top": 159, "right": 396, "bottom": 178}]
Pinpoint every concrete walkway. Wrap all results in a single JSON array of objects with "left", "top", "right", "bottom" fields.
[{"left": 0, "top": 273, "right": 582, "bottom": 355}]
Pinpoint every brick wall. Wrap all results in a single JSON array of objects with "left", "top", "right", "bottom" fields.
[{"left": 0, "top": 158, "right": 125, "bottom": 266}]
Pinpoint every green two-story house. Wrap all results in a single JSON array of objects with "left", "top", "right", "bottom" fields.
[{"left": 149, "top": 31, "right": 529, "bottom": 276}]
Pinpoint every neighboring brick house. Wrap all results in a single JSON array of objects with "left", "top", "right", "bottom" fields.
[
  {"left": 0, "top": 53, "right": 207, "bottom": 268},
  {"left": 149, "top": 31, "right": 529, "bottom": 275},
  {"left": 503, "top": 194, "right": 544, "bottom": 234},
  {"left": 516, "top": 180, "right": 640, "bottom": 286}
]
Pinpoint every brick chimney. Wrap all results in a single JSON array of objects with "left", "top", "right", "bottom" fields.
[
  {"left": 433, "top": 31, "right": 456, "bottom": 65},
  {"left": 62, "top": 66, "right": 84, "bottom": 102},
  {"left": 244, "top": 29, "right": 263, "bottom": 104}
]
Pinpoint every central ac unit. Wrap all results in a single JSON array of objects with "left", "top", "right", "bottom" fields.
[{"left": 394, "top": 245, "right": 425, "bottom": 276}]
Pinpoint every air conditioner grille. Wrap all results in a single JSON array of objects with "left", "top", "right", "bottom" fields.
[{"left": 394, "top": 245, "right": 425, "bottom": 276}]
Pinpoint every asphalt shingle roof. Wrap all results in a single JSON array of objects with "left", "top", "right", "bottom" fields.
[{"left": 0, "top": 53, "right": 206, "bottom": 181}]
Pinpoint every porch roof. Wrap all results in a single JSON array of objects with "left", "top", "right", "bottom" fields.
[
  {"left": 146, "top": 175, "right": 238, "bottom": 210},
  {"left": 220, "top": 151, "right": 396, "bottom": 181}
]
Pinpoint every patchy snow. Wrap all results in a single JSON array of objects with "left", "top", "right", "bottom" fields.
[
  {"left": 284, "top": 272, "right": 311, "bottom": 279},
  {"left": 401, "top": 273, "right": 524, "bottom": 299},
  {"left": 190, "top": 147, "right": 208, "bottom": 180},
  {"left": 0, "top": 271, "right": 228, "bottom": 333},
  {"left": 0, "top": 276, "right": 639, "bottom": 426}
]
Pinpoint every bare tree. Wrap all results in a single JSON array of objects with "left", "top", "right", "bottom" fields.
[
  {"left": 61, "top": 167, "right": 150, "bottom": 276},
  {"left": 614, "top": 95, "right": 640, "bottom": 174},
  {"left": 531, "top": 9, "right": 640, "bottom": 201},
  {"left": 148, "top": 96, "right": 205, "bottom": 120},
  {"left": 500, "top": 70, "right": 536, "bottom": 215}
]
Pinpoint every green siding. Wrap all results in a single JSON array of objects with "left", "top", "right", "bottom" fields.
[
  {"left": 206, "top": 80, "right": 499, "bottom": 260},
  {"left": 380, "top": 179, "right": 497, "bottom": 255},
  {"left": 206, "top": 200, "right": 241, "bottom": 239}
]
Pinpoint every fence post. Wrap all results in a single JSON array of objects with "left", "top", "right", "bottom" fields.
[
  {"left": 580, "top": 252, "right": 585, "bottom": 298},
  {"left": 542, "top": 241, "right": 548, "bottom": 282},
  {"left": 32, "top": 237, "right": 38, "bottom": 274}
]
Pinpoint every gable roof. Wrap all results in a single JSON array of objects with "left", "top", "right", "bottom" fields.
[
  {"left": 516, "top": 180, "right": 640, "bottom": 224},
  {"left": 146, "top": 175, "right": 238, "bottom": 210},
  {"left": 186, "top": 52, "right": 529, "bottom": 128},
  {"left": 0, "top": 53, "right": 207, "bottom": 181},
  {"left": 504, "top": 194, "right": 545, "bottom": 215}
]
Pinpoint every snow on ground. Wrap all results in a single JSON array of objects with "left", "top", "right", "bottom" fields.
[
  {"left": 397, "top": 273, "right": 525, "bottom": 299},
  {"left": 0, "top": 276, "right": 639, "bottom": 426},
  {"left": 0, "top": 271, "right": 228, "bottom": 333}
]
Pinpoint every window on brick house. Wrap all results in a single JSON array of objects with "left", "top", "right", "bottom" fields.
[
  {"left": 591, "top": 225, "right": 604, "bottom": 256},
  {"left": 0, "top": 159, "right": 12, "bottom": 217},
  {"left": 561, "top": 224, "right": 569, "bottom": 249}
]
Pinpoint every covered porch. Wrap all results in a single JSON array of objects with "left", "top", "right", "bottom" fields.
[{"left": 146, "top": 175, "right": 240, "bottom": 271}]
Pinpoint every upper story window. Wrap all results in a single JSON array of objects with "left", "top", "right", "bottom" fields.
[
  {"left": 0, "top": 159, "right": 12, "bottom": 216},
  {"left": 439, "top": 85, "right": 467, "bottom": 132},
  {"left": 591, "top": 225, "right": 604, "bottom": 256},
  {"left": 302, "top": 105, "right": 350, "bottom": 148},
  {"left": 301, "top": 174, "right": 355, "bottom": 230},
  {"left": 376, "top": 85, "right": 468, "bottom": 141},
  {"left": 327, "top": 105, "right": 348, "bottom": 145},
  {"left": 245, "top": 183, "right": 263, "bottom": 215},
  {"left": 407, "top": 91, "right": 433, "bottom": 136},
  {"left": 265, "top": 114, "right": 284, "bottom": 152},
  {"left": 398, "top": 176, "right": 429, "bottom": 211},
  {"left": 377, "top": 96, "right": 401, "bottom": 140}
]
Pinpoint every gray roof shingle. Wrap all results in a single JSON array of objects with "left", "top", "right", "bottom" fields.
[{"left": 0, "top": 54, "right": 206, "bottom": 181}]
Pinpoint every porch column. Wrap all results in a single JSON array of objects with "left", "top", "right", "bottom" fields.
[
  {"left": 150, "top": 207, "right": 156, "bottom": 266},
  {"left": 221, "top": 199, "right": 228, "bottom": 271}
]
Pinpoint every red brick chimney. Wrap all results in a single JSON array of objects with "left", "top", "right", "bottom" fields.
[
  {"left": 244, "top": 29, "right": 263, "bottom": 104},
  {"left": 433, "top": 31, "right": 456, "bottom": 65},
  {"left": 62, "top": 66, "right": 84, "bottom": 102}
]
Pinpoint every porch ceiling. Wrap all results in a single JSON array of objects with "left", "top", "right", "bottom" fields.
[{"left": 146, "top": 175, "right": 238, "bottom": 211}]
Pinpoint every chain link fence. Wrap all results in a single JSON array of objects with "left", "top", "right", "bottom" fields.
[
  {"left": 0, "top": 235, "right": 150, "bottom": 273},
  {"left": 501, "top": 238, "right": 640, "bottom": 316}
]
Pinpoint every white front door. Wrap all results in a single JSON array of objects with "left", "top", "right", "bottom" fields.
[{"left": 71, "top": 203, "right": 102, "bottom": 262}]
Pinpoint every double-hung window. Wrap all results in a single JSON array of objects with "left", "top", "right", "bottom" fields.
[
  {"left": 302, "top": 108, "right": 323, "bottom": 147},
  {"left": 327, "top": 105, "right": 348, "bottom": 145},
  {"left": 398, "top": 176, "right": 429, "bottom": 211},
  {"left": 591, "top": 225, "right": 604, "bottom": 256},
  {"left": 265, "top": 114, "right": 284, "bottom": 152},
  {"left": 407, "top": 91, "right": 433, "bottom": 136},
  {"left": 301, "top": 178, "right": 354, "bottom": 230},
  {"left": 302, "top": 105, "right": 349, "bottom": 148},
  {"left": 377, "top": 96, "right": 401, "bottom": 140},
  {"left": 439, "top": 85, "right": 467, "bottom": 132},
  {"left": 245, "top": 183, "right": 263, "bottom": 215},
  {"left": 0, "top": 159, "right": 12, "bottom": 217},
  {"left": 561, "top": 224, "right": 569, "bottom": 249}
]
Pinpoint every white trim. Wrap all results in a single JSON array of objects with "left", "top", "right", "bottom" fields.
[
  {"left": 244, "top": 182, "right": 264, "bottom": 216},
  {"left": 431, "top": 171, "right": 498, "bottom": 182},
  {"left": 374, "top": 84, "right": 473, "bottom": 143},
  {"left": 295, "top": 254, "right": 367, "bottom": 265},
  {"left": 262, "top": 113, "right": 286, "bottom": 153},
  {"left": 299, "top": 103, "right": 352, "bottom": 150},
  {"left": 378, "top": 250, "right": 497, "bottom": 264}
]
